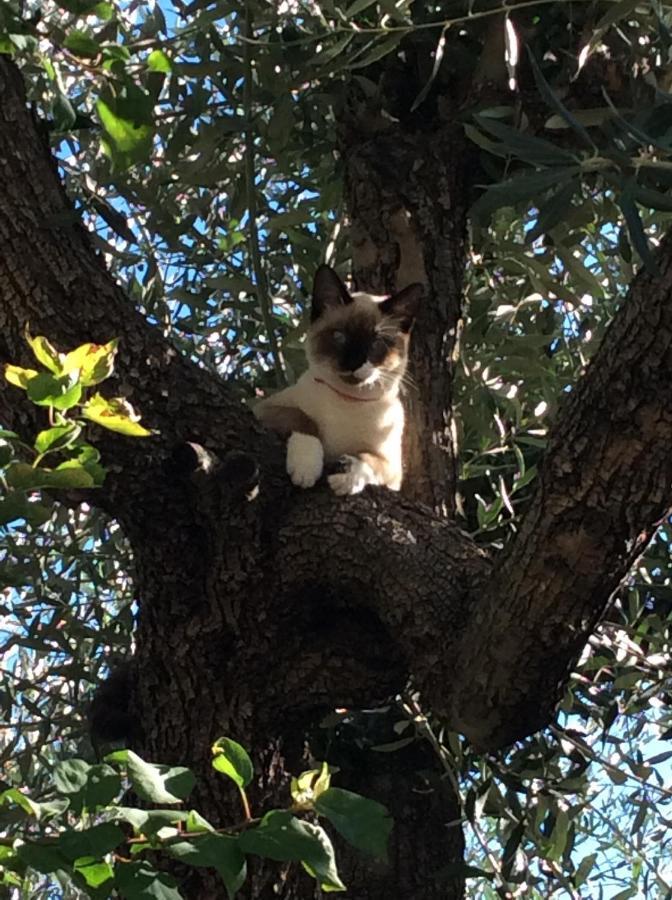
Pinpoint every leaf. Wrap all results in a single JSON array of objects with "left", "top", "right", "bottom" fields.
[
  {"left": 35, "top": 422, "right": 82, "bottom": 456},
  {"left": 5, "top": 365, "right": 38, "bottom": 389},
  {"left": 17, "top": 843, "right": 69, "bottom": 874},
  {"left": 619, "top": 183, "right": 659, "bottom": 275},
  {"left": 85, "top": 764, "right": 122, "bottom": 809},
  {"left": 57, "top": 823, "right": 125, "bottom": 861},
  {"left": 27, "top": 373, "right": 82, "bottom": 411},
  {"left": 474, "top": 115, "right": 577, "bottom": 166},
  {"left": 314, "top": 788, "right": 392, "bottom": 859},
  {"left": 166, "top": 835, "right": 246, "bottom": 898},
  {"left": 114, "top": 860, "right": 183, "bottom": 899},
  {"left": 211, "top": 737, "right": 254, "bottom": 789},
  {"left": 595, "top": 0, "right": 640, "bottom": 32},
  {"left": 54, "top": 758, "right": 91, "bottom": 796},
  {"left": 26, "top": 334, "right": 62, "bottom": 373},
  {"left": 471, "top": 167, "right": 580, "bottom": 225},
  {"left": 526, "top": 50, "right": 594, "bottom": 147},
  {"left": 0, "top": 788, "right": 41, "bottom": 818},
  {"left": 574, "top": 852, "right": 597, "bottom": 886},
  {"left": 239, "top": 811, "right": 345, "bottom": 892},
  {"left": 0, "top": 494, "right": 30, "bottom": 526},
  {"left": 111, "top": 807, "right": 187, "bottom": 836},
  {"left": 349, "top": 33, "right": 403, "bottom": 70},
  {"left": 112, "top": 750, "right": 195, "bottom": 804},
  {"left": 64, "top": 29, "right": 100, "bottom": 57},
  {"left": 47, "top": 462, "right": 96, "bottom": 489},
  {"left": 61, "top": 339, "right": 118, "bottom": 386},
  {"left": 82, "top": 393, "right": 152, "bottom": 436},
  {"left": 526, "top": 178, "right": 579, "bottom": 242},
  {"left": 411, "top": 26, "right": 447, "bottom": 112},
  {"left": 96, "top": 89, "right": 153, "bottom": 170},
  {"left": 147, "top": 50, "right": 171, "bottom": 73},
  {"left": 74, "top": 858, "right": 114, "bottom": 890},
  {"left": 291, "top": 762, "right": 331, "bottom": 808},
  {"left": 345, "top": 0, "right": 378, "bottom": 14}
]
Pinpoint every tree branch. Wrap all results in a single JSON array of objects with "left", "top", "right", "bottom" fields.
[
  {"left": 0, "top": 56, "right": 260, "bottom": 483},
  {"left": 449, "top": 239, "right": 672, "bottom": 747}
]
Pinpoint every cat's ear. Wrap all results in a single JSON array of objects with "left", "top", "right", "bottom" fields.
[
  {"left": 380, "top": 283, "right": 423, "bottom": 333},
  {"left": 311, "top": 265, "right": 352, "bottom": 322}
]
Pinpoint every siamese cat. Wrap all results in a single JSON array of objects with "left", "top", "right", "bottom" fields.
[{"left": 255, "top": 265, "right": 422, "bottom": 495}]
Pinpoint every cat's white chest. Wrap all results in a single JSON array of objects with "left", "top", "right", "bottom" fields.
[{"left": 291, "top": 372, "right": 403, "bottom": 461}]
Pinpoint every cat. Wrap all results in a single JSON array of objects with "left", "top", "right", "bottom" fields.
[{"left": 254, "top": 265, "right": 422, "bottom": 495}]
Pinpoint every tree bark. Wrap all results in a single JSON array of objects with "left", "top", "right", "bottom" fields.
[{"left": 339, "top": 84, "right": 470, "bottom": 518}]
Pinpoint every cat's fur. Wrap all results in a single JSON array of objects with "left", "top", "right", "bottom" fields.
[{"left": 255, "top": 265, "right": 422, "bottom": 495}]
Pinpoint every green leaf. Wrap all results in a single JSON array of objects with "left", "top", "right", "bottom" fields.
[
  {"left": 114, "top": 860, "right": 183, "bottom": 899},
  {"left": 111, "top": 807, "right": 187, "bottom": 836},
  {"left": 314, "top": 788, "right": 392, "bottom": 859},
  {"left": 97, "top": 89, "right": 153, "bottom": 170},
  {"left": 574, "top": 852, "right": 597, "bottom": 886},
  {"left": 4, "top": 364, "right": 38, "bottom": 389},
  {"left": 26, "top": 334, "right": 62, "bottom": 373},
  {"left": 85, "top": 764, "right": 122, "bottom": 809},
  {"left": 82, "top": 393, "right": 152, "bottom": 436},
  {"left": 619, "top": 183, "right": 659, "bottom": 275},
  {"left": 211, "top": 737, "right": 254, "bottom": 789},
  {"left": 0, "top": 493, "right": 30, "bottom": 526},
  {"left": 526, "top": 178, "right": 579, "bottom": 242},
  {"left": 46, "top": 462, "right": 96, "bottom": 489},
  {"left": 74, "top": 857, "right": 114, "bottom": 890},
  {"left": 166, "top": 835, "right": 246, "bottom": 899},
  {"left": 113, "top": 750, "right": 195, "bottom": 804},
  {"left": 239, "top": 811, "right": 345, "bottom": 892},
  {"left": 526, "top": 50, "right": 595, "bottom": 147},
  {"left": 0, "top": 787, "right": 41, "bottom": 818},
  {"left": 27, "top": 373, "right": 82, "bottom": 411},
  {"left": 291, "top": 762, "right": 331, "bottom": 808},
  {"left": 62, "top": 339, "right": 118, "bottom": 386},
  {"left": 471, "top": 167, "right": 580, "bottom": 224},
  {"left": 147, "top": 50, "right": 171, "bottom": 73},
  {"left": 35, "top": 422, "right": 82, "bottom": 456},
  {"left": 17, "top": 842, "right": 69, "bottom": 874},
  {"left": 474, "top": 115, "right": 577, "bottom": 166},
  {"left": 54, "top": 758, "right": 91, "bottom": 796},
  {"left": 57, "top": 823, "right": 125, "bottom": 861},
  {"left": 64, "top": 29, "right": 100, "bottom": 58}
]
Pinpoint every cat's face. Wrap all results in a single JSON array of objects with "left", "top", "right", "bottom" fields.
[{"left": 306, "top": 265, "right": 422, "bottom": 394}]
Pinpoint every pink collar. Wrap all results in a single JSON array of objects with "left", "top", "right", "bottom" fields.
[{"left": 314, "top": 377, "right": 380, "bottom": 403}]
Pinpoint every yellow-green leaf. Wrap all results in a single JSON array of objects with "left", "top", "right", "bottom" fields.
[
  {"left": 147, "top": 49, "right": 171, "bottom": 73},
  {"left": 26, "top": 334, "right": 62, "bottom": 374},
  {"left": 82, "top": 393, "right": 152, "bottom": 437},
  {"left": 61, "top": 339, "right": 118, "bottom": 386},
  {"left": 5, "top": 365, "right": 38, "bottom": 389}
]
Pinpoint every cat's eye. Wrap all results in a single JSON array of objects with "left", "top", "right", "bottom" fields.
[{"left": 332, "top": 330, "right": 346, "bottom": 345}]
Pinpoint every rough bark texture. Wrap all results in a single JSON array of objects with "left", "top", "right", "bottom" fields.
[
  {"left": 339, "top": 86, "right": 470, "bottom": 518},
  {"left": 4, "top": 38, "right": 672, "bottom": 899}
]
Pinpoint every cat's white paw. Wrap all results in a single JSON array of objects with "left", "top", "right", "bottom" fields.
[
  {"left": 287, "top": 433, "right": 324, "bottom": 488},
  {"left": 328, "top": 456, "right": 377, "bottom": 496}
]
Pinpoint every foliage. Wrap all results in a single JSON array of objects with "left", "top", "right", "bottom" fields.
[
  {"left": 0, "top": 738, "right": 389, "bottom": 897},
  {"left": 2, "top": 334, "right": 150, "bottom": 527},
  {"left": 1, "top": 1, "right": 672, "bottom": 898}
]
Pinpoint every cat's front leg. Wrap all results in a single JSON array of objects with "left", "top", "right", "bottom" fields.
[
  {"left": 327, "top": 454, "right": 383, "bottom": 496},
  {"left": 287, "top": 432, "right": 324, "bottom": 488}
]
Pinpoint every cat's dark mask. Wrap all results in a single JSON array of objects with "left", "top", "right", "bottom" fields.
[{"left": 310, "top": 265, "right": 423, "bottom": 334}]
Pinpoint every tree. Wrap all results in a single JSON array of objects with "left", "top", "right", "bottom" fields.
[{"left": 2, "top": 1, "right": 672, "bottom": 898}]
